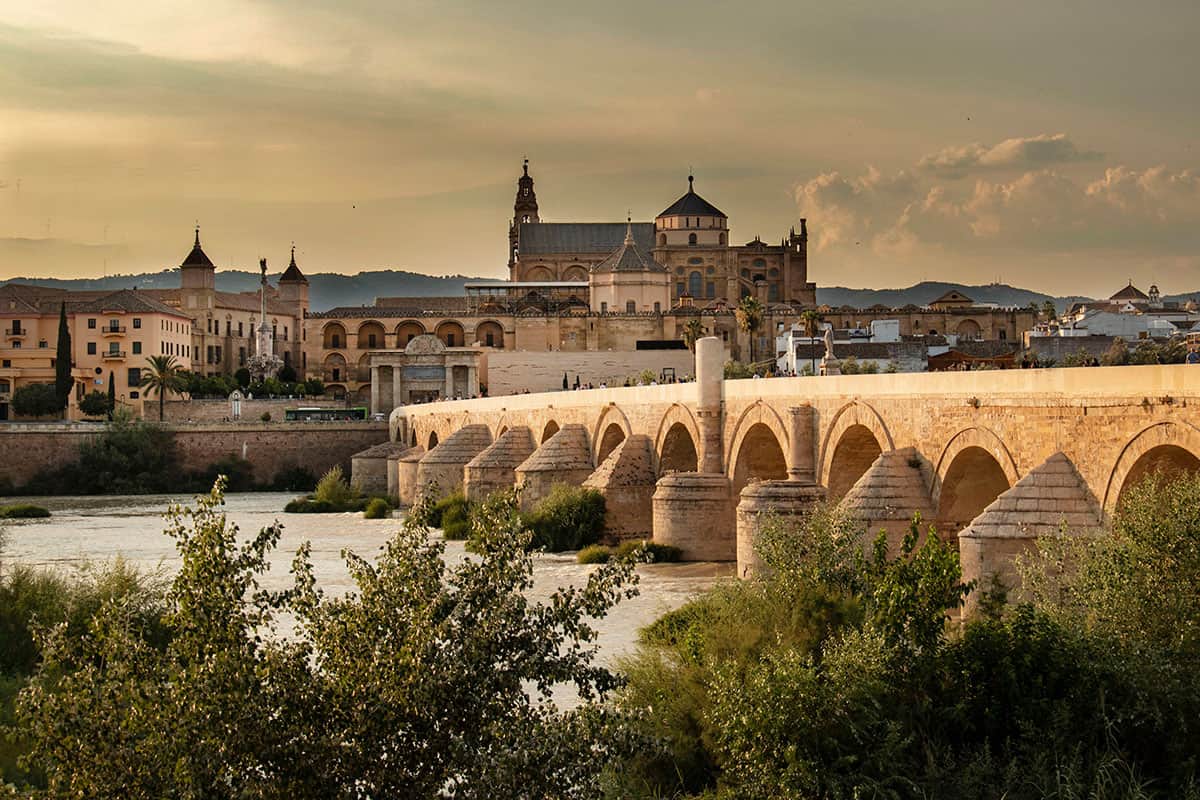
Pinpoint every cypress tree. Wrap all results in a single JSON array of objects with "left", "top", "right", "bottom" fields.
[
  {"left": 54, "top": 301, "right": 72, "bottom": 413},
  {"left": 107, "top": 371, "right": 116, "bottom": 419}
]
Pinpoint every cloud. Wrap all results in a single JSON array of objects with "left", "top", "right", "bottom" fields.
[
  {"left": 795, "top": 156, "right": 1200, "bottom": 262},
  {"left": 918, "top": 134, "right": 1102, "bottom": 177}
]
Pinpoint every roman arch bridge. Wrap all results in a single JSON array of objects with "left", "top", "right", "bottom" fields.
[{"left": 383, "top": 339, "right": 1199, "bottom": 602}]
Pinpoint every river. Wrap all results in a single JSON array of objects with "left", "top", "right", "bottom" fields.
[{"left": 0, "top": 492, "right": 729, "bottom": 703}]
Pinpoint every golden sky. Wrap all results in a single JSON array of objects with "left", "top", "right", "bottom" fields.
[{"left": 1, "top": 0, "right": 1198, "bottom": 295}]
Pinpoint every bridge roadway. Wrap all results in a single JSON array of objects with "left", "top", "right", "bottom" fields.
[{"left": 382, "top": 339, "right": 1199, "bottom": 608}]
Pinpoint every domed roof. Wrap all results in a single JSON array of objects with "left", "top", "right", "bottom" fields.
[
  {"left": 279, "top": 245, "right": 307, "bottom": 284},
  {"left": 657, "top": 175, "right": 726, "bottom": 218},
  {"left": 181, "top": 226, "right": 214, "bottom": 268},
  {"left": 593, "top": 219, "right": 668, "bottom": 273}
]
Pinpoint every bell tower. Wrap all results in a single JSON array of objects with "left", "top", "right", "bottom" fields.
[{"left": 508, "top": 159, "right": 539, "bottom": 269}]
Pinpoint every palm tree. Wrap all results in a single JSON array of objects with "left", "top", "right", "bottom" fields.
[
  {"left": 735, "top": 296, "right": 765, "bottom": 365},
  {"left": 682, "top": 318, "right": 707, "bottom": 352},
  {"left": 799, "top": 309, "right": 824, "bottom": 376},
  {"left": 140, "top": 355, "right": 186, "bottom": 421}
]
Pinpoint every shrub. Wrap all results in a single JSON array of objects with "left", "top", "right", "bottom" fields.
[
  {"left": 78, "top": 390, "right": 113, "bottom": 418},
  {"left": 313, "top": 465, "right": 359, "bottom": 507},
  {"left": 440, "top": 500, "right": 470, "bottom": 540},
  {"left": 22, "top": 417, "right": 181, "bottom": 495},
  {"left": 191, "top": 455, "right": 256, "bottom": 493},
  {"left": 268, "top": 465, "right": 317, "bottom": 492},
  {"left": 363, "top": 498, "right": 391, "bottom": 519},
  {"left": 577, "top": 545, "right": 613, "bottom": 564},
  {"left": 0, "top": 505, "right": 50, "bottom": 519},
  {"left": 418, "top": 491, "right": 468, "bottom": 531},
  {"left": 260, "top": 411, "right": 272, "bottom": 422},
  {"left": 521, "top": 484, "right": 606, "bottom": 552},
  {"left": 12, "top": 384, "right": 62, "bottom": 418},
  {"left": 615, "top": 540, "right": 681, "bottom": 563}
]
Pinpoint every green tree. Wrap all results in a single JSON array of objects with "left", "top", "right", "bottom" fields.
[
  {"left": 735, "top": 296, "right": 765, "bottom": 365},
  {"left": 77, "top": 391, "right": 113, "bottom": 418},
  {"left": 1041, "top": 299, "right": 1057, "bottom": 320},
  {"left": 1101, "top": 337, "right": 1129, "bottom": 366},
  {"left": 15, "top": 481, "right": 641, "bottom": 797},
  {"left": 234, "top": 367, "right": 251, "bottom": 388},
  {"left": 799, "top": 309, "right": 823, "bottom": 376},
  {"left": 138, "top": 355, "right": 186, "bottom": 421},
  {"left": 53, "top": 302, "right": 72, "bottom": 413},
  {"left": 106, "top": 371, "right": 116, "bottom": 419},
  {"left": 681, "top": 318, "right": 707, "bottom": 352},
  {"left": 11, "top": 384, "right": 61, "bottom": 419}
]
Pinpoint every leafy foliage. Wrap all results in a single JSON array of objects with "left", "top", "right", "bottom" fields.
[
  {"left": 0, "top": 505, "right": 50, "bottom": 519},
  {"left": 12, "top": 384, "right": 61, "bottom": 419},
  {"left": 362, "top": 497, "right": 390, "bottom": 519},
  {"left": 14, "top": 480, "right": 643, "bottom": 798},
  {"left": 53, "top": 302, "right": 71, "bottom": 413},
  {"left": 139, "top": 355, "right": 187, "bottom": 421},
  {"left": 312, "top": 465, "right": 360, "bottom": 507},
  {"left": 520, "top": 484, "right": 606, "bottom": 552},
  {"left": 23, "top": 415, "right": 183, "bottom": 495},
  {"left": 77, "top": 390, "right": 114, "bottom": 418}
]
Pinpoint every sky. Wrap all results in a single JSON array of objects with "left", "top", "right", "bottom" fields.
[{"left": 0, "top": 0, "right": 1198, "bottom": 296}]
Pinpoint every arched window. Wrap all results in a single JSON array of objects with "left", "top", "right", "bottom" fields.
[
  {"left": 688, "top": 233, "right": 697, "bottom": 246},
  {"left": 688, "top": 271, "right": 702, "bottom": 297},
  {"left": 659, "top": 233, "right": 667, "bottom": 246},
  {"left": 719, "top": 232, "right": 726, "bottom": 245}
]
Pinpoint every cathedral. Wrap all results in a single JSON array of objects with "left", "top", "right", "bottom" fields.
[{"left": 507, "top": 161, "right": 817, "bottom": 310}]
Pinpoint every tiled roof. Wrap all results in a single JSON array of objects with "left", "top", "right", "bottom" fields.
[
  {"left": 74, "top": 289, "right": 191, "bottom": 317},
  {"left": 279, "top": 248, "right": 307, "bottom": 284},
  {"left": 518, "top": 222, "right": 655, "bottom": 255},
  {"left": 657, "top": 177, "right": 726, "bottom": 218},
  {"left": 592, "top": 225, "right": 668, "bottom": 273},
  {"left": 374, "top": 296, "right": 471, "bottom": 312},
  {"left": 181, "top": 229, "right": 214, "bottom": 268},
  {"left": 1109, "top": 282, "right": 1149, "bottom": 301},
  {"left": 312, "top": 298, "right": 469, "bottom": 319},
  {"left": 792, "top": 342, "right": 897, "bottom": 360}
]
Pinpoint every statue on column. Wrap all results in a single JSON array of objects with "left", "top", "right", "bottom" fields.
[
  {"left": 246, "top": 257, "right": 284, "bottom": 382},
  {"left": 819, "top": 324, "right": 841, "bottom": 376}
]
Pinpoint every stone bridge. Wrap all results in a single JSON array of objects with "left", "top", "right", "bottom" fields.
[{"left": 383, "top": 339, "right": 1199, "bottom": 609}]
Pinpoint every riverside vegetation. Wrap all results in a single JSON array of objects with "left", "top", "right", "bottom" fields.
[
  {"left": 0, "top": 472, "right": 1197, "bottom": 797},
  {"left": 282, "top": 465, "right": 394, "bottom": 516},
  {"left": 416, "top": 484, "right": 608, "bottom": 553}
]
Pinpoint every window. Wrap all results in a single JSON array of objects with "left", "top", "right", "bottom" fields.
[
  {"left": 1, "top": 360, "right": 9, "bottom": 368},
  {"left": 87, "top": 342, "right": 97, "bottom": 355},
  {"left": 719, "top": 232, "right": 726, "bottom": 245},
  {"left": 239, "top": 347, "right": 246, "bottom": 366},
  {"left": 999, "top": 329, "right": 1007, "bottom": 340},
  {"left": 688, "top": 257, "right": 703, "bottom": 265},
  {"left": 133, "top": 318, "right": 141, "bottom": 329},
  {"left": 206, "top": 345, "right": 214, "bottom": 364},
  {"left": 206, "top": 319, "right": 212, "bottom": 333},
  {"left": 626, "top": 300, "right": 637, "bottom": 313},
  {"left": 128, "top": 367, "right": 141, "bottom": 386},
  {"left": 11, "top": 340, "right": 20, "bottom": 349},
  {"left": 132, "top": 342, "right": 141, "bottom": 354},
  {"left": 688, "top": 233, "right": 697, "bottom": 246},
  {"left": 10, "top": 321, "right": 20, "bottom": 334},
  {"left": 768, "top": 284, "right": 779, "bottom": 302},
  {"left": 238, "top": 322, "right": 243, "bottom": 337},
  {"left": 272, "top": 323, "right": 278, "bottom": 338},
  {"left": 706, "top": 282, "right": 715, "bottom": 298},
  {"left": 332, "top": 367, "right": 341, "bottom": 381},
  {"left": 283, "top": 326, "right": 288, "bottom": 341},
  {"left": 653, "top": 302, "right": 661, "bottom": 313},
  {"left": 600, "top": 302, "right": 608, "bottom": 313},
  {"left": 108, "top": 342, "right": 119, "bottom": 355},
  {"left": 485, "top": 332, "right": 495, "bottom": 346},
  {"left": 87, "top": 318, "right": 96, "bottom": 329},
  {"left": 129, "top": 391, "right": 139, "bottom": 399},
  {"left": 331, "top": 334, "right": 341, "bottom": 348},
  {"left": 675, "top": 283, "right": 684, "bottom": 296},
  {"left": 659, "top": 234, "right": 666, "bottom": 246},
  {"left": 38, "top": 340, "right": 47, "bottom": 349},
  {"left": 446, "top": 334, "right": 456, "bottom": 347},
  {"left": 214, "top": 346, "right": 222, "bottom": 363},
  {"left": 688, "top": 271, "right": 702, "bottom": 297},
  {"left": 368, "top": 334, "right": 377, "bottom": 348}
]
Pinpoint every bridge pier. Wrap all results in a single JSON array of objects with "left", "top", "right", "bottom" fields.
[
  {"left": 958, "top": 452, "right": 1101, "bottom": 616},
  {"left": 653, "top": 473, "right": 736, "bottom": 561},
  {"left": 736, "top": 480, "right": 826, "bottom": 577},
  {"left": 396, "top": 447, "right": 425, "bottom": 506},
  {"left": 838, "top": 448, "right": 936, "bottom": 556},
  {"left": 583, "top": 434, "right": 657, "bottom": 542},
  {"left": 415, "top": 424, "right": 492, "bottom": 504},
  {"left": 463, "top": 427, "right": 535, "bottom": 503},
  {"left": 514, "top": 424, "right": 593, "bottom": 511}
]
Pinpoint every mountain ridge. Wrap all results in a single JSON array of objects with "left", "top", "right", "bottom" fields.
[{"left": 2, "top": 271, "right": 1196, "bottom": 314}]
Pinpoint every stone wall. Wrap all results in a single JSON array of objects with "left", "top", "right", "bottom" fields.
[
  {"left": 161, "top": 398, "right": 346, "bottom": 423},
  {"left": 480, "top": 349, "right": 701, "bottom": 395},
  {"left": 0, "top": 421, "right": 388, "bottom": 489}
]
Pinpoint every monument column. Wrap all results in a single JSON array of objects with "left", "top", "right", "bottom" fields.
[
  {"left": 392, "top": 363, "right": 403, "bottom": 408},
  {"left": 653, "top": 336, "right": 735, "bottom": 561},
  {"left": 466, "top": 365, "right": 477, "bottom": 397},
  {"left": 369, "top": 366, "right": 380, "bottom": 414},
  {"left": 444, "top": 366, "right": 454, "bottom": 399}
]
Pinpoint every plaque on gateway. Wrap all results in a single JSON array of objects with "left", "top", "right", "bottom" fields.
[{"left": 403, "top": 365, "right": 446, "bottom": 381}]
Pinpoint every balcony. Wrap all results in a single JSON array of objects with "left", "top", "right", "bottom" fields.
[
  {"left": 102, "top": 326, "right": 127, "bottom": 337},
  {"left": 101, "top": 350, "right": 126, "bottom": 360},
  {"left": 4, "top": 328, "right": 26, "bottom": 339}
]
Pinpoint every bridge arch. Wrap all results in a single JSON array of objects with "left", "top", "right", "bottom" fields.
[
  {"left": 818, "top": 401, "right": 894, "bottom": 492},
  {"left": 427, "top": 430, "right": 440, "bottom": 450},
  {"left": 725, "top": 401, "right": 791, "bottom": 478},
  {"left": 540, "top": 419, "right": 560, "bottom": 443},
  {"left": 934, "top": 426, "right": 1018, "bottom": 536},
  {"left": 591, "top": 404, "right": 632, "bottom": 465},
  {"left": 826, "top": 425, "right": 884, "bottom": 503},
  {"left": 654, "top": 404, "right": 702, "bottom": 475},
  {"left": 1103, "top": 421, "right": 1200, "bottom": 513},
  {"left": 730, "top": 422, "right": 789, "bottom": 499}
]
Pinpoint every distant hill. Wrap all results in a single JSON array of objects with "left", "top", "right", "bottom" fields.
[
  {"left": 0, "top": 269, "right": 481, "bottom": 312},
  {"left": 3, "top": 272, "right": 1196, "bottom": 314},
  {"left": 815, "top": 282, "right": 1095, "bottom": 313}
]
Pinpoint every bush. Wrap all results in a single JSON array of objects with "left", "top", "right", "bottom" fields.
[
  {"left": 363, "top": 498, "right": 391, "bottom": 519},
  {"left": 276, "top": 364, "right": 297, "bottom": 383},
  {"left": 440, "top": 499, "right": 470, "bottom": 540},
  {"left": 0, "top": 505, "right": 50, "bottom": 519},
  {"left": 615, "top": 540, "right": 681, "bottom": 563},
  {"left": 234, "top": 368, "right": 251, "bottom": 388},
  {"left": 78, "top": 391, "right": 113, "bottom": 418},
  {"left": 22, "top": 416, "right": 182, "bottom": 495},
  {"left": 12, "top": 384, "right": 62, "bottom": 418},
  {"left": 190, "top": 455, "right": 256, "bottom": 493},
  {"left": 260, "top": 411, "right": 272, "bottom": 422},
  {"left": 417, "top": 491, "right": 468, "bottom": 531},
  {"left": 313, "top": 465, "right": 359, "bottom": 507},
  {"left": 268, "top": 465, "right": 316, "bottom": 492},
  {"left": 577, "top": 545, "right": 613, "bottom": 564},
  {"left": 520, "top": 484, "right": 606, "bottom": 552}
]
